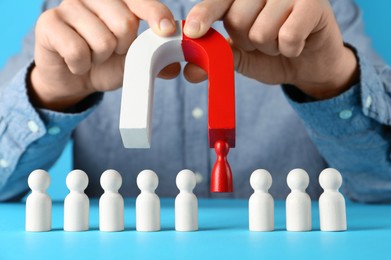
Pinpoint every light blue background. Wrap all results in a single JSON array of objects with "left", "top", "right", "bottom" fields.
[{"left": 1, "top": 1, "right": 390, "bottom": 200}]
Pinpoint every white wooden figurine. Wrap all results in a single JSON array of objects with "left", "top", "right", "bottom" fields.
[
  {"left": 136, "top": 170, "right": 160, "bottom": 231},
  {"left": 319, "top": 168, "right": 347, "bottom": 231},
  {"left": 25, "top": 169, "right": 52, "bottom": 232},
  {"left": 286, "top": 168, "right": 312, "bottom": 231},
  {"left": 64, "top": 170, "right": 89, "bottom": 231},
  {"left": 249, "top": 169, "right": 274, "bottom": 231},
  {"left": 99, "top": 169, "right": 124, "bottom": 232},
  {"left": 175, "top": 169, "right": 198, "bottom": 231}
]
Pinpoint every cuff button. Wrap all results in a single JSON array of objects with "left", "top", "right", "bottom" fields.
[
  {"left": 27, "top": 120, "right": 39, "bottom": 133},
  {"left": 48, "top": 126, "right": 61, "bottom": 135},
  {"left": 339, "top": 109, "right": 353, "bottom": 120}
]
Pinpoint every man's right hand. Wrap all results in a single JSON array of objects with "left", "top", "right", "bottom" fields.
[{"left": 30, "top": 0, "right": 177, "bottom": 111}]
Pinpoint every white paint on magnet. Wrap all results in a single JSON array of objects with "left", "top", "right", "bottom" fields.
[{"left": 120, "top": 21, "right": 184, "bottom": 148}]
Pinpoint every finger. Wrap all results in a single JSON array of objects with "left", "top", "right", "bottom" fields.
[
  {"left": 35, "top": 9, "right": 91, "bottom": 75},
  {"left": 125, "top": 0, "right": 176, "bottom": 36},
  {"left": 184, "top": 0, "right": 234, "bottom": 38},
  {"left": 278, "top": 0, "right": 324, "bottom": 57},
  {"left": 184, "top": 63, "right": 208, "bottom": 83},
  {"left": 224, "top": 0, "right": 266, "bottom": 51},
  {"left": 157, "top": 63, "right": 181, "bottom": 79},
  {"left": 230, "top": 44, "right": 288, "bottom": 85},
  {"left": 249, "top": 0, "right": 293, "bottom": 56},
  {"left": 83, "top": 0, "right": 139, "bottom": 55},
  {"left": 59, "top": 0, "right": 117, "bottom": 64},
  {"left": 90, "top": 54, "right": 127, "bottom": 90}
]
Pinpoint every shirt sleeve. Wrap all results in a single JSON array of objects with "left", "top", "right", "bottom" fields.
[
  {"left": 283, "top": 0, "right": 391, "bottom": 202},
  {"left": 0, "top": 63, "right": 102, "bottom": 201}
]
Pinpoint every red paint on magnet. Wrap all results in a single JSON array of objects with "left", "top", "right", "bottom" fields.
[
  {"left": 181, "top": 20, "right": 236, "bottom": 149},
  {"left": 181, "top": 21, "right": 235, "bottom": 192}
]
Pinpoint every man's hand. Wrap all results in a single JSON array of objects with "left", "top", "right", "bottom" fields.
[
  {"left": 31, "top": 0, "right": 178, "bottom": 111},
  {"left": 183, "top": 0, "right": 359, "bottom": 100}
]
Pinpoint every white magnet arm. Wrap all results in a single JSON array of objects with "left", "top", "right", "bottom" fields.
[{"left": 120, "top": 21, "right": 184, "bottom": 148}]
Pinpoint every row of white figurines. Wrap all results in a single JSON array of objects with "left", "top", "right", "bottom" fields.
[{"left": 25, "top": 167, "right": 346, "bottom": 232}]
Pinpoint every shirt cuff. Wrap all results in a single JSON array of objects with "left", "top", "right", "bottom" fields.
[
  {"left": 282, "top": 49, "right": 391, "bottom": 202},
  {"left": 36, "top": 92, "right": 103, "bottom": 139},
  {"left": 282, "top": 49, "right": 386, "bottom": 138},
  {"left": 0, "top": 62, "right": 102, "bottom": 186}
]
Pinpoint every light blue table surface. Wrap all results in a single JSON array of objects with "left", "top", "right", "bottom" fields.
[{"left": 0, "top": 198, "right": 390, "bottom": 260}]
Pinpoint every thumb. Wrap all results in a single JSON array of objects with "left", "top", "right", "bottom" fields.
[
  {"left": 184, "top": 0, "right": 234, "bottom": 38},
  {"left": 124, "top": 0, "right": 176, "bottom": 36}
]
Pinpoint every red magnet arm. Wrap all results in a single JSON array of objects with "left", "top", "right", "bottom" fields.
[{"left": 181, "top": 21, "right": 236, "bottom": 192}]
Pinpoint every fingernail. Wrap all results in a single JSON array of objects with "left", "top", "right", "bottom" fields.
[
  {"left": 159, "top": 18, "right": 175, "bottom": 33},
  {"left": 185, "top": 20, "right": 201, "bottom": 37}
]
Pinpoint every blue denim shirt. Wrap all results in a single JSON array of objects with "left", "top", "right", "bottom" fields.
[{"left": 1, "top": 0, "right": 391, "bottom": 202}]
